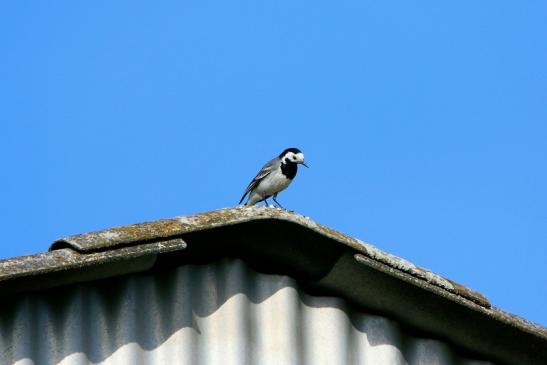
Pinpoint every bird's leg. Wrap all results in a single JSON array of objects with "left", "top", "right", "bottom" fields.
[
  {"left": 263, "top": 199, "right": 269, "bottom": 207},
  {"left": 272, "top": 196, "right": 284, "bottom": 209}
]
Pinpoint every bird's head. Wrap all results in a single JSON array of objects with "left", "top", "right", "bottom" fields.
[{"left": 280, "top": 148, "right": 308, "bottom": 168}]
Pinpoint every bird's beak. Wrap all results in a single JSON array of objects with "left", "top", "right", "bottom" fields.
[{"left": 301, "top": 161, "right": 309, "bottom": 168}]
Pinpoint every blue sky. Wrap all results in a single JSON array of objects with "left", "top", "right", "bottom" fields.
[{"left": 1, "top": 1, "right": 546, "bottom": 326}]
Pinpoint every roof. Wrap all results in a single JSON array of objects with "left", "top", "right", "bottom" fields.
[{"left": 0, "top": 206, "right": 545, "bottom": 365}]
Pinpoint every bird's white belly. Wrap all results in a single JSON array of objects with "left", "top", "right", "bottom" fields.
[{"left": 256, "top": 171, "right": 291, "bottom": 196}]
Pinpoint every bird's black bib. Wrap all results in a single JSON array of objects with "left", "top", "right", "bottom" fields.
[{"left": 280, "top": 160, "right": 298, "bottom": 180}]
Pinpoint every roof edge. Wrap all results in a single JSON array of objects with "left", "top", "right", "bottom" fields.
[
  {"left": 1, "top": 206, "right": 545, "bottom": 364},
  {"left": 50, "top": 207, "right": 488, "bottom": 308}
]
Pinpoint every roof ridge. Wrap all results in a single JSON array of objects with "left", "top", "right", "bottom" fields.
[{"left": 50, "top": 206, "right": 489, "bottom": 307}]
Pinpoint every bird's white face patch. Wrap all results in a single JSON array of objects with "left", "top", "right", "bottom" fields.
[{"left": 285, "top": 151, "right": 305, "bottom": 164}]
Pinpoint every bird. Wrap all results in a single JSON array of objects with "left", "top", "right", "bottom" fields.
[{"left": 239, "top": 148, "right": 308, "bottom": 208}]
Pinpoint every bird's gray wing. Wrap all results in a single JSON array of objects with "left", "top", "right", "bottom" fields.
[{"left": 239, "top": 157, "right": 280, "bottom": 204}]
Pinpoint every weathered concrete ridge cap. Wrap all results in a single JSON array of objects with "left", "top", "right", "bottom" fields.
[
  {"left": 1, "top": 206, "right": 544, "bottom": 365},
  {"left": 52, "top": 206, "right": 488, "bottom": 307},
  {"left": 50, "top": 219, "right": 184, "bottom": 253},
  {"left": 1, "top": 239, "right": 186, "bottom": 280},
  {"left": 0, "top": 239, "right": 186, "bottom": 295}
]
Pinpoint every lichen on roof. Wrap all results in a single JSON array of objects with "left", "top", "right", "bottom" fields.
[
  {"left": 50, "top": 206, "right": 487, "bottom": 306},
  {"left": 0, "top": 206, "right": 544, "bottom": 365}
]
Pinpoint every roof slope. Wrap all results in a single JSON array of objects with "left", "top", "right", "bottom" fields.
[{"left": 1, "top": 206, "right": 545, "bottom": 365}]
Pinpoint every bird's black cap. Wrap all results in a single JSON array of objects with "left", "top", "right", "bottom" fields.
[{"left": 279, "top": 148, "right": 302, "bottom": 157}]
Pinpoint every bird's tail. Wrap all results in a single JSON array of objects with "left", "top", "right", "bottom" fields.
[{"left": 238, "top": 192, "right": 248, "bottom": 205}]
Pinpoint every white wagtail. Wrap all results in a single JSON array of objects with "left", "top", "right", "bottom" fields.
[{"left": 239, "top": 148, "right": 308, "bottom": 208}]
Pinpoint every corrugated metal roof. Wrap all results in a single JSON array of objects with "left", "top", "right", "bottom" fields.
[
  {"left": 0, "top": 206, "right": 545, "bottom": 365},
  {"left": 0, "top": 258, "right": 497, "bottom": 365}
]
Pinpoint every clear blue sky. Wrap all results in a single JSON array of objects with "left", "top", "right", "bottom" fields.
[{"left": 1, "top": 1, "right": 546, "bottom": 326}]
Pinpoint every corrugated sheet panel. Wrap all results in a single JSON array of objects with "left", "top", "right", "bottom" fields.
[{"left": 0, "top": 259, "right": 496, "bottom": 365}]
